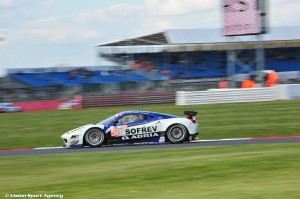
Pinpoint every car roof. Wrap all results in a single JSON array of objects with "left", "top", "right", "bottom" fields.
[{"left": 117, "top": 110, "right": 179, "bottom": 118}]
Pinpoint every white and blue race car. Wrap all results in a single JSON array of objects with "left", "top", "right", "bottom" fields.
[
  {"left": 0, "top": 103, "right": 22, "bottom": 113},
  {"left": 61, "top": 110, "right": 198, "bottom": 147}
]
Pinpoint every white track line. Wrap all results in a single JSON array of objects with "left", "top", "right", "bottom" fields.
[
  {"left": 220, "top": 138, "right": 251, "bottom": 141},
  {"left": 190, "top": 138, "right": 251, "bottom": 143},
  {"left": 34, "top": 138, "right": 252, "bottom": 149},
  {"left": 34, "top": 146, "right": 65, "bottom": 149}
]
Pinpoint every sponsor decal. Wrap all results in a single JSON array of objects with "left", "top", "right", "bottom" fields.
[
  {"left": 69, "top": 139, "right": 79, "bottom": 145},
  {"left": 110, "top": 125, "right": 158, "bottom": 138},
  {"left": 70, "top": 135, "right": 77, "bottom": 139},
  {"left": 110, "top": 125, "right": 127, "bottom": 137},
  {"left": 125, "top": 126, "right": 158, "bottom": 135},
  {"left": 122, "top": 132, "right": 159, "bottom": 140}
]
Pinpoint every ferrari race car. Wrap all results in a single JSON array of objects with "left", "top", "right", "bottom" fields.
[
  {"left": 61, "top": 110, "right": 198, "bottom": 147},
  {"left": 0, "top": 103, "right": 22, "bottom": 113}
]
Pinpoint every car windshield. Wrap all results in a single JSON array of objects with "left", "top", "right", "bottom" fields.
[{"left": 97, "top": 114, "right": 116, "bottom": 125}]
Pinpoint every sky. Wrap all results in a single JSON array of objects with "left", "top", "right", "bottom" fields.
[{"left": 0, "top": 0, "right": 300, "bottom": 76}]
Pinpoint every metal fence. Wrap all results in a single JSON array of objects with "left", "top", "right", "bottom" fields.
[{"left": 82, "top": 92, "right": 175, "bottom": 108}]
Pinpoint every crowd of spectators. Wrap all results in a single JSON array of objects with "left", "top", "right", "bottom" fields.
[{"left": 68, "top": 68, "right": 94, "bottom": 80}]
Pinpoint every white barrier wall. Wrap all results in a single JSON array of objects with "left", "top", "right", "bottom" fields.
[
  {"left": 286, "top": 84, "right": 300, "bottom": 99},
  {"left": 176, "top": 84, "right": 300, "bottom": 105}
]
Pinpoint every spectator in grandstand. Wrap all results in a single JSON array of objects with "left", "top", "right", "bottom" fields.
[
  {"left": 68, "top": 69, "right": 77, "bottom": 80},
  {"left": 161, "top": 69, "right": 170, "bottom": 75},
  {"left": 87, "top": 70, "right": 94, "bottom": 78},
  {"left": 143, "top": 62, "right": 157, "bottom": 71},
  {"left": 78, "top": 68, "right": 94, "bottom": 79},
  {"left": 16, "top": 71, "right": 24, "bottom": 75},
  {"left": 241, "top": 74, "right": 256, "bottom": 88},
  {"left": 133, "top": 60, "right": 143, "bottom": 70},
  {"left": 183, "top": 65, "right": 191, "bottom": 70}
]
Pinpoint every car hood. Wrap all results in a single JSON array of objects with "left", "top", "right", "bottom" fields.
[{"left": 63, "top": 124, "right": 105, "bottom": 135}]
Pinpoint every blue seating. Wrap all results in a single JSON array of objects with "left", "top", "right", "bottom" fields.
[
  {"left": 123, "top": 72, "right": 150, "bottom": 82},
  {"left": 130, "top": 48, "right": 300, "bottom": 78},
  {"left": 10, "top": 73, "right": 54, "bottom": 88},
  {"left": 9, "top": 47, "right": 300, "bottom": 88}
]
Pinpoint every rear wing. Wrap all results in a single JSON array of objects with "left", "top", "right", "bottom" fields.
[{"left": 184, "top": 111, "right": 197, "bottom": 118}]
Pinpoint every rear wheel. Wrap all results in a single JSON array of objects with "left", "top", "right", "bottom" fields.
[
  {"left": 84, "top": 128, "right": 105, "bottom": 147},
  {"left": 166, "top": 124, "right": 187, "bottom": 143}
]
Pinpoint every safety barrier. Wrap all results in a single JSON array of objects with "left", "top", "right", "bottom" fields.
[
  {"left": 82, "top": 92, "right": 175, "bottom": 108},
  {"left": 11, "top": 96, "right": 82, "bottom": 112},
  {"left": 176, "top": 84, "right": 300, "bottom": 105},
  {"left": 13, "top": 100, "right": 65, "bottom": 112}
]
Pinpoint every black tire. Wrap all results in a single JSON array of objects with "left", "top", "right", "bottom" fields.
[
  {"left": 84, "top": 128, "right": 105, "bottom": 147},
  {"left": 166, "top": 124, "right": 188, "bottom": 143}
]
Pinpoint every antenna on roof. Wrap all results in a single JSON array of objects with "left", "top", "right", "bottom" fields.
[{"left": 138, "top": 104, "right": 144, "bottom": 112}]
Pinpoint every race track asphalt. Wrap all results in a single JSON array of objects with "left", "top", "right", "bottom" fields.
[{"left": 1, "top": 137, "right": 300, "bottom": 157}]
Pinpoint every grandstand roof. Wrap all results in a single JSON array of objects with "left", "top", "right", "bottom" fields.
[
  {"left": 97, "top": 32, "right": 168, "bottom": 46},
  {"left": 96, "top": 26, "right": 300, "bottom": 47}
]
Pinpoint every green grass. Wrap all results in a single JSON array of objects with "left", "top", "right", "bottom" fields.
[
  {"left": 0, "top": 143, "right": 300, "bottom": 199},
  {"left": 0, "top": 100, "right": 300, "bottom": 149},
  {"left": 1, "top": 100, "right": 300, "bottom": 199}
]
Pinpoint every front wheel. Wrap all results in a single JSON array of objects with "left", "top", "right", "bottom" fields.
[
  {"left": 84, "top": 128, "right": 105, "bottom": 147},
  {"left": 166, "top": 124, "right": 188, "bottom": 143}
]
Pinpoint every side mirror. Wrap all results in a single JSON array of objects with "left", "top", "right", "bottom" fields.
[{"left": 112, "top": 120, "right": 119, "bottom": 126}]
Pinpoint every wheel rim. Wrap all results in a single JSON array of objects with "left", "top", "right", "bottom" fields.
[
  {"left": 87, "top": 130, "right": 104, "bottom": 145},
  {"left": 170, "top": 127, "right": 184, "bottom": 140}
]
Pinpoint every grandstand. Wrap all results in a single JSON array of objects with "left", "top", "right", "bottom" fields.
[
  {"left": 7, "top": 46, "right": 300, "bottom": 87},
  {"left": 96, "top": 26, "right": 300, "bottom": 75},
  {"left": 3, "top": 26, "right": 300, "bottom": 102}
]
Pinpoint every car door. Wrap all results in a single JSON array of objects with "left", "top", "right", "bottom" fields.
[{"left": 108, "top": 113, "right": 162, "bottom": 142}]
